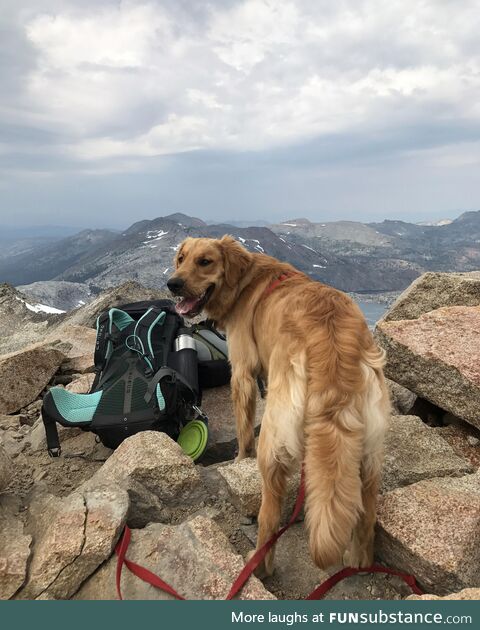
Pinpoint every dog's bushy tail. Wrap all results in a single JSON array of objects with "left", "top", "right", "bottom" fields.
[{"left": 303, "top": 302, "right": 387, "bottom": 569}]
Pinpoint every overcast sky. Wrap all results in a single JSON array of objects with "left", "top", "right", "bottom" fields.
[{"left": 1, "top": 0, "right": 479, "bottom": 228}]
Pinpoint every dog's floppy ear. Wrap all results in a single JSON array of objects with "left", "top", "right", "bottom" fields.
[
  {"left": 175, "top": 239, "right": 189, "bottom": 267},
  {"left": 220, "top": 235, "right": 252, "bottom": 288}
]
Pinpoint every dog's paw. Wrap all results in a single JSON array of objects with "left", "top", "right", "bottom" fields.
[
  {"left": 235, "top": 449, "right": 257, "bottom": 463},
  {"left": 245, "top": 550, "right": 274, "bottom": 579},
  {"left": 343, "top": 546, "right": 372, "bottom": 569}
]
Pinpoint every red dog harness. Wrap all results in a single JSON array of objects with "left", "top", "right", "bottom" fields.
[{"left": 262, "top": 271, "right": 299, "bottom": 298}]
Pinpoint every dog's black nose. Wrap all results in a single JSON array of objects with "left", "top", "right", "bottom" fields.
[{"left": 167, "top": 276, "right": 185, "bottom": 294}]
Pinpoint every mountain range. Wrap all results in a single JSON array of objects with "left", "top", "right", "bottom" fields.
[{"left": 1, "top": 210, "right": 479, "bottom": 310}]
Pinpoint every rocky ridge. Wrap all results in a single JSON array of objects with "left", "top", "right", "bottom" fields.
[{"left": 1, "top": 211, "right": 480, "bottom": 303}]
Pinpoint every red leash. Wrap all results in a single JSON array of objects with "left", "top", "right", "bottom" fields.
[
  {"left": 306, "top": 564, "right": 423, "bottom": 599},
  {"left": 115, "top": 468, "right": 423, "bottom": 600}
]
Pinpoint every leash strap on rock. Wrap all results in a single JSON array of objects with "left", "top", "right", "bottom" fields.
[
  {"left": 305, "top": 563, "right": 424, "bottom": 600},
  {"left": 115, "top": 526, "right": 185, "bottom": 601}
]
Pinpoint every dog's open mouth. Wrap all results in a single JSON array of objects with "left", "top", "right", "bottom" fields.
[{"left": 175, "top": 284, "right": 215, "bottom": 317}]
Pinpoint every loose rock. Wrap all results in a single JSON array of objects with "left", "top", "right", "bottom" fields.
[
  {"left": 377, "top": 306, "right": 480, "bottom": 430},
  {"left": 382, "top": 271, "right": 480, "bottom": 323},
  {"left": 83, "top": 431, "right": 203, "bottom": 526},
  {"left": 0, "top": 342, "right": 65, "bottom": 415},
  {"left": 377, "top": 472, "right": 480, "bottom": 594}
]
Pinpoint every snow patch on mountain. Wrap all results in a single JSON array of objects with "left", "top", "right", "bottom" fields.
[
  {"left": 143, "top": 230, "right": 169, "bottom": 246},
  {"left": 15, "top": 296, "right": 65, "bottom": 314}
]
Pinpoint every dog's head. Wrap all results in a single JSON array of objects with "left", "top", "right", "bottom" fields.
[{"left": 167, "top": 235, "right": 252, "bottom": 318}]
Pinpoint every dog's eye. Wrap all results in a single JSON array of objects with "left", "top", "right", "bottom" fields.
[
  {"left": 177, "top": 255, "right": 184, "bottom": 264},
  {"left": 198, "top": 258, "right": 211, "bottom": 267}
]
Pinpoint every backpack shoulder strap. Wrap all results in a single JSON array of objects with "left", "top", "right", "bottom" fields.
[
  {"left": 94, "top": 311, "right": 110, "bottom": 376},
  {"left": 132, "top": 307, "right": 166, "bottom": 371},
  {"left": 134, "top": 307, "right": 182, "bottom": 372},
  {"left": 92, "top": 309, "right": 135, "bottom": 389}
]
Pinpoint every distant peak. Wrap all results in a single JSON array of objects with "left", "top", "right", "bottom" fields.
[
  {"left": 163, "top": 212, "right": 206, "bottom": 227},
  {"left": 454, "top": 210, "right": 480, "bottom": 222},
  {"left": 281, "top": 218, "right": 312, "bottom": 226}
]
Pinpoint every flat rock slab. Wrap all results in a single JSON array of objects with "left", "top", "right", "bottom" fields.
[
  {"left": 383, "top": 271, "right": 480, "bottom": 322},
  {"left": 201, "top": 386, "right": 265, "bottom": 462},
  {"left": 76, "top": 515, "right": 275, "bottom": 600},
  {"left": 0, "top": 342, "right": 65, "bottom": 414},
  {"left": 377, "top": 472, "right": 480, "bottom": 595},
  {"left": 383, "top": 415, "right": 473, "bottom": 493},
  {"left": 377, "top": 306, "right": 480, "bottom": 429},
  {"left": 18, "top": 484, "right": 128, "bottom": 600},
  {"left": 0, "top": 504, "right": 32, "bottom": 599}
]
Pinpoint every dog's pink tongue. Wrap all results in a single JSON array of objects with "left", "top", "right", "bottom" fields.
[{"left": 175, "top": 297, "right": 199, "bottom": 315}]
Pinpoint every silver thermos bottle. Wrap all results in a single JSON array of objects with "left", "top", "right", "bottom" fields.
[{"left": 174, "top": 328, "right": 199, "bottom": 396}]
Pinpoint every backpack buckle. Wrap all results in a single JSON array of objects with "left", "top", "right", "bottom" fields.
[
  {"left": 48, "top": 447, "right": 61, "bottom": 458},
  {"left": 192, "top": 405, "right": 209, "bottom": 424}
]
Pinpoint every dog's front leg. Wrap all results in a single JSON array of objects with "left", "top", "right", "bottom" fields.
[{"left": 231, "top": 367, "right": 257, "bottom": 460}]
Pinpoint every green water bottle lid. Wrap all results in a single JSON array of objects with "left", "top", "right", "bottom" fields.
[{"left": 177, "top": 420, "right": 209, "bottom": 461}]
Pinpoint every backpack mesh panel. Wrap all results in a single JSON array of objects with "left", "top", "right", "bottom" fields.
[
  {"left": 131, "top": 378, "right": 150, "bottom": 412},
  {"left": 95, "top": 381, "right": 125, "bottom": 416}
]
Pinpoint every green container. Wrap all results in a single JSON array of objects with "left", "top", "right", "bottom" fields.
[{"left": 177, "top": 420, "right": 209, "bottom": 461}]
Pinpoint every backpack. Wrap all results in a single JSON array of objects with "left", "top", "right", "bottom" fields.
[{"left": 42, "top": 299, "right": 221, "bottom": 457}]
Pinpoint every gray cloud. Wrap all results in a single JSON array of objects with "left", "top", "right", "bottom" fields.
[{"left": 0, "top": 0, "right": 479, "bottom": 227}]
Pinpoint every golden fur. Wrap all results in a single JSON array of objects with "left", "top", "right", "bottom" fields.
[{"left": 170, "top": 235, "right": 390, "bottom": 575}]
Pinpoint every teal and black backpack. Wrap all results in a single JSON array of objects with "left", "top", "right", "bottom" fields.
[{"left": 42, "top": 299, "right": 221, "bottom": 457}]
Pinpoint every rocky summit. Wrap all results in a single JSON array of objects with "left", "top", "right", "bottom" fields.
[{"left": 0, "top": 272, "right": 479, "bottom": 600}]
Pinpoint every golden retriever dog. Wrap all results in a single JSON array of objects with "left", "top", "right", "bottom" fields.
[{"left": 168, "top": 235, "right": 389, "bottom": 576}]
